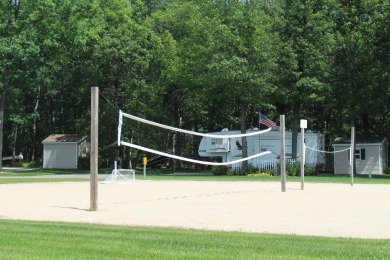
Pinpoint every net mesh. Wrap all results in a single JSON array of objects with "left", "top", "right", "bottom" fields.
[{"left": 102, "top": 168, "right": 135, "bottom": 184}]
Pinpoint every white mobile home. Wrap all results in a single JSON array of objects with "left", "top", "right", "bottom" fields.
[
  {"left": 332, "top": 137, "right": 388, "bottom": 175},
  {"left": 42, "top": 134, "right": 88, "bottom": 169},
  {"left": 198, "top": 128, "right": 325, "bottom": 170}
]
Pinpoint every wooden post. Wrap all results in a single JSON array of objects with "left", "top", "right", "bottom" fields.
[
  {"left": 280, "top": 115, "right": 286, "bottom": 192},
  {"left": 90, "top": 87, "right": 99, "bottom": 211},
  {"left": 350, "top": 126, "right": 355, "bottom": 186}
]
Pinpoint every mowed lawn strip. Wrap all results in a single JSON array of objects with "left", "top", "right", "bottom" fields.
[
  {"left": 0, "top": 178, "right": 90, "bottom": 184},
  {"left": 139, "top": 173, "right": 390, "bottom": 184},
  {"left": 2, "top": 167, "right": 390, "bottom": 184},
  {"left": 0, "top": 220, "right": 389, "bottom": 259}
]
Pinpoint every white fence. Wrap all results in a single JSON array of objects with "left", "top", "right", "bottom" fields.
[{"left": 231, "top": 158, "right": 297, "bottom": 172}]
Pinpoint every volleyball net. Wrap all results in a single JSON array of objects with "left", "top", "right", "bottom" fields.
[{"left": 117, "top": 110, "right": 272, "bottom": 166}]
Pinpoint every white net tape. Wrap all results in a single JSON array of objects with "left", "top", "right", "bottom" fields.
[
  {"left": 120, "top": 111, "right": 272, "bottom": 139},
  {"left": 118, "top": 111, "right": 272, "bottom": 166},
  {"left": 121, "top": 141, "right": 271, "bottom": 166},
  {"left": 305, "top": 146, "right": 350, "bottom": 154}
]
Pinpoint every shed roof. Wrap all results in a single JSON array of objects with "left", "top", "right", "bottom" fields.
[
  {"left": 332, "top": 137, "right": 387, "bottom": 146},
  {"left": 42, "top": 134, "right": 87, "bottom": 143}
]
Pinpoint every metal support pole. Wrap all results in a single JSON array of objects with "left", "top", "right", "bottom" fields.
[
  {"left": 90, "top": 87, "right": 99, "bottom": 211},
  {"left": 300, "top": 127, "right": 305, "bottom": 190},
  {"left": 143, "top": 157, "right": 147, "bottom": 178},
  {"left": 114, "top": 161, "right": 118, "bottom": 178},
  {"left": 280, "top": 115, "right": 286, "bottom": 192},
  {"left": 300, "top": 119, "right": 307, "bottom": 191}
]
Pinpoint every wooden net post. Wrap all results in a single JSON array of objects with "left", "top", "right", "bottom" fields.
[{"left": 90, "top": 87, "right": 99, "bottom": 211}]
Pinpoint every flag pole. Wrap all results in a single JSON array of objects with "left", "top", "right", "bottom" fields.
[{"left": 258, "top": 111, "right": 261, "bottom": 156}]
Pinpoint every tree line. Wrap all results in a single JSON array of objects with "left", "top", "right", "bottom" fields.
[{"left": 1, "top": 0, "right": 389, "bottom": 170}]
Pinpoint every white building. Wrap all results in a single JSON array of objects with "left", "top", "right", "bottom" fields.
[
  {"left": 332, "top": 137, "right": 388, "bottom": 174},
  {"left": 42, "top": 134, "right": 88, "bottom": 169},
  {"left": 198, "top": 128, "right": 325, "bottom": 170}
]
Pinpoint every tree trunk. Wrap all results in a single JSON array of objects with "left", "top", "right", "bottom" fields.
[
  {"left": 31, "top": 85, "right": 40, "bottom": 162},
  {"left": 0, "top": 88, "right": 6, "bottom": 171},
  {"left": 12, "top": 125, "right": 18, "bottom": 165},
  {"left": 172, "top": 85, "right": 181, "bottom": 171},
  {"left": 240, "top": 102, "right": 248, "bottom": 171}
]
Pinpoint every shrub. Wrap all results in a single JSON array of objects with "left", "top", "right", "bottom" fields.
[
  {"left": 287, "top": 161, "right": 301, "bottom": 176},
  {"left": 305, "top": 167, "right": 317, "bottom": 176},
  {"left": 226, "top": 168, "right": 235, "bottom": 176},
  {"left": 277, "top": 160, "right": 316, "bottom": 176},
  {"left": 269, "top": 168, "right": 279, "bottom": 176},
  {"left": 78, "top": 156, "right": 90, "bottom": 169},
  {"left": 248, "top": 164, "right": 259, "bottom": 174},
  {"left": 247, "top": 172, "right": 271, "bottom": 177},
  {"left": 235, "top": 168, "right": 247, "bottom": 175},
  {"left": 12, "top": 161, "right": 41, "bottom": 168},
  {"left": 234, "top": 164, "right": 260, "bottom": 176},
  {"left": 211, "top": 166, "right": 229, "bottom": 175},
  {"left": 384, "top": 167, "right": 390, "bottom": 175}
]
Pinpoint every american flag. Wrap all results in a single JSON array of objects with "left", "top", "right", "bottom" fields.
[{"left": 259, "top": 113, "right": 277, "bottom": 128}]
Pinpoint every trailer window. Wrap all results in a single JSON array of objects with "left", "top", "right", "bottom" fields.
[
  {"left": 260, "top": 146, "right": 274, "bottom": 152},
  {"left": 211, "top": 138, "right": 223, "bottom": 145}
]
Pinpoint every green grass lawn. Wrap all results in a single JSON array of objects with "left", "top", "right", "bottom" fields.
[
  {"left": 0, "top": 220, "right": 389, "bottom": 259},
  {"left": 140, "top": 172, "right": 390, "bottom": 184},
  {"left": 0, "top": 168, "right": 108, "bottom": 184},
  {"left": 1, "top": 167, "right": 390, "bottom": 184}
]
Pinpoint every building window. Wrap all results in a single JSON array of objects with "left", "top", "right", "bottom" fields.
[
  {"left": 355, "top": 148, "right": 366, "bottom": 160},
  {"left": 348, "top": 148, "right": 366, "bottom": 161}
]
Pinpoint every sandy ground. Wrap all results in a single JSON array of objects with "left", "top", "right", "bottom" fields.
[{"left": 1, "top": 179, "right": 390, "bottom": 239}]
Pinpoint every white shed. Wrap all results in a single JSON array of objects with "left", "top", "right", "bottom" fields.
[
  {"left": 332, "top": 137, "right": 389, "bottom": 175},
  {"left": 42, "top": 134, "right": 88, "bottom": 169}
]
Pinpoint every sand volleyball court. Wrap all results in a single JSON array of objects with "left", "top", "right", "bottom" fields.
[{"left": 1, "top": 180, "right": 390, "bottom": 238}]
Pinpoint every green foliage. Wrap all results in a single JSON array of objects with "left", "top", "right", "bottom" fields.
[
  {"left": 247, "top": 172, "right": 271, "bottom": 177},
  {"left": 22, "top": 161, "right": 41, "bottom": 168},
  {"left": 78, "top": 156, "right": 90, "bottom": 170},
  {"left": 305, "top": 167, "right": 317, "bottom": 176},
  {"left": 384, "top": 167, "right": 390, "bottom": 175},
  {"left": 12, "top": 161, "right": 41, "bottom": 168},
  {"left": 226, "top": 167, "right": 235, "bottom": 176},
  {"left": 211, "top": 166, "right": 229, "bottom": 175},
  {"left": 286, "top": 160, "right": 301, "bottom": 176},
  {"left": 0, "top": 0, "right": 390, "bottom": 171},
  {"left": 284, "top": 161, "right": 317, "bottom": 177},
  {"left": 225, "top": 165, "right": 274, "bottom": 176}
]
